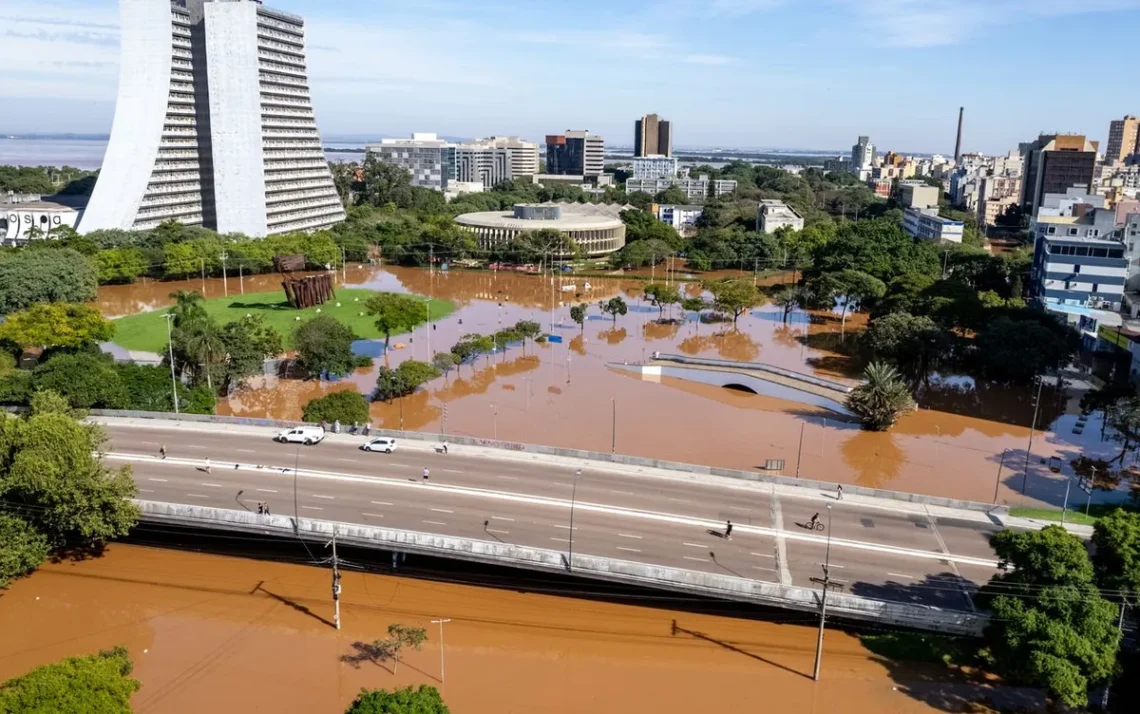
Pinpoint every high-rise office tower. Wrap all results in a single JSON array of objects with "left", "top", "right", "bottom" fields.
[
  {"left": 82, "top": 0, "right": 344, "bottom": 237},
  {"left": 1106, "top": 116, "right": 1140, "bottom": 164},
  {"left": 850, "top": 136, "right": 875, "bottom": 175},
  {"left": 1019, "top": 134, "right": 1099, "bottom": 216},
  {"left": 634, "top": 114, "right": 672, "bottom": 157},
  {"left": 545, "top": 131, "right": 605, "bottom": 178}
]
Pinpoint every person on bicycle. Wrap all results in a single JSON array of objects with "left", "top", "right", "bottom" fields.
[{"left": 808, "top": 512, "right": 820, "bottom": 530}]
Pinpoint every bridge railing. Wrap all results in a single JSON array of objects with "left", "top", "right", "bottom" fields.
[{"left": 652, "top": 353, "right": 855, "bottom": 393}]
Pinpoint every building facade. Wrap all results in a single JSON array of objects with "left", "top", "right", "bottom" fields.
[
  {"left": 454, "top": 203, "right": 626, "bottom": 258},
  {"left": 902, "top": 208, "right": 964, "bottom": 243},
  {"left": 1032, "top": 223, "right": 1127, "bottom": 312},
  {"left": 1107, "top": 116, "right": 1140, "bottom": 164},
  {"left": 367, "top": 133, "right": 456, "bottom": 192},
  {"left": 454, "top": 142, "right": 512, "bottom": 188},
  {"left": 1019, "top": 134, "right": 1098, "bottom": 216},
  {"left": 624, "top": 176, "right": 737, "bottom": 200},
  {"left": 1, "top": 195, "right": 86, "bottom": 245},
  {"left": 631, "top": 155, "right": 678, "bottom": 180},
  {"left": 757, "top": 200, "right": 804, "bottom": 232},
  {"left": 850, "top": 136, "right": 875, "bottom": 179},
  {"left": 82, "top": 0, "right": 344, "bottom": 237},
  {"left": 900, "top": 183, "right": 940, "bottom": 210},
  {"left": 654, "top": 204, "right": 703, "bottom": 234},
  {"left": 634, "top": 114, "right": 672, "bottom": 157},
  {"left": 546, "top": 131, "right": 604, "bottom": 178},
  {"left": 479, "top": 136, "right": 540, "bottom": 177}
]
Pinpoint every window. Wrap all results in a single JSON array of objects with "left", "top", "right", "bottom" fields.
[
  {"left": 1047, "top": 226, "right": 1057, "bottom": 235},
  {"left": 1069, "top": 228, "right": 1080, "bottom": 236},
  {"left": 1073, "top": 265, "right": 1081, "bottom": 273},
  {"left": 1092, "top": 248, "right": 1108, "bottom": 258},
  {"left": 1093, "top": 284, "right": 1099, "bottom": 293},
  {"left": 1112, "top": 249, "right": 1125, "bottom": 258},
  {"left": 1076, "top": 246, "right": 1090, "bottom": 257}
]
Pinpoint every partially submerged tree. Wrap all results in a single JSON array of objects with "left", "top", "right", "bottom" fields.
[
  {"left": 846, "top": 362, "right": 915, "bottom": 431},
  {"left": 598, "top": 296, "right": 628, "bottom": 323},
  {"left": 0, "top": 646, "right": 140, "bottom": 713},
  {"left": 705, "top": 279, "right": 762, "bottom": 327}
]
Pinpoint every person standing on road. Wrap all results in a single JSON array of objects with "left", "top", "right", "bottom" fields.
[
  {"left": 265, "top": 503, "right": 271, "bottom": 516},
  {"left": 836, "top": 484, "right": 843, "bottom": 501},
  {"left": 422, "top": 467, "right": 430, "bottom": 482},
  {"left": 159, "top": 444, "right": 167, "bottom": 460},
  {"left": 205, "top": 457, "right": 211, "bottom": 474},
  {"left": 442, "top": 442, "right": 448, "bottom": 454},
  {"left": 724, "top": 520, "right": 733, "bottom": 540},
  {"left": 258, "top": 503, "right": 264, "bottom": 515}
]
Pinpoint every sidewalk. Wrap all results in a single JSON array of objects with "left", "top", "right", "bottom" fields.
[{"left": 94, "top": 415, "right": 1092, "bottom": 536}]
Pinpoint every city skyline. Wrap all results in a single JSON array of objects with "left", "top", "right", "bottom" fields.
[{"left": 3, "top": 0, "right": 1140, "bottom": 154}]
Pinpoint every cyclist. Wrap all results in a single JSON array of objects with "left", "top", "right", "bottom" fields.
[{"left": 808, "top": 512, "right": 820, "bottom": 530}]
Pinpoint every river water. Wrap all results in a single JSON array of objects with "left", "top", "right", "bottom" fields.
[
  {"left": 94, "top": 265, "right": 1123, "bottom": 508},
  {"left": 0, "top": 544, "right": 1022, "bottom": 713}
]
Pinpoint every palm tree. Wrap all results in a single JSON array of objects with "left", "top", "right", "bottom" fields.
[
  {"left": 846, "top": 362, "right": 915, "bottom": 431},
  {"left": 178, "top": 319, "right": 225, "bottom": 392},
  {"left": 169, "top": 290, "right": 207, "bottom": 328}
]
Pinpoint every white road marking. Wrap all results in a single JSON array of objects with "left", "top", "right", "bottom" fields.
[
  {"left": 311, "top": 494, "right": 335, "bottom": 500},
  {"left": 485, "top": 528, "right": 510, "bottom": 535},
  {"left": 336, "top": 458, "right": 357, "bottom": 463},
  {"left": 388, "top": 463, "right": 411, "bottom": 468},
  {"left": 236, "top": 449, "right": 257, "bottom": 454},
  {"left": 201, "top": 482, "right": 223, "bottom": 488},
  {"left": 617, "top": 533, "right": 642, "bottom": 539},
  {"left": 257, "top": 488, "right": 278, "bottom": 493},
  {"left": 371, "top": 501, "right": 393, "bottom": 506},
  {"left": 750, "top": 552, "right": 775, "bottom": 558},
  {"left": 683, "top": 556, "right": 708, "bottom": 563},
  {"left": 553, "top": 524, "right": 578, "bottom": 530},
  {"left": 139, "top": 488, "right": 155, "bottom": 493},
  {"left": 498, "top": 475, "right": 519, "bottom": 480},
  {"left": 182, "top": 445, "right": 208, "bottom": 450},
  {"left": 361, "top": 513, "right": 385, "bottom": 518},
  {"left": 753, "top": 566, "right": 776, "bottom": 572},
  {"left": 770, "top": 491, "right": 793, "bottom": 587},
  {"left": 302, "top": 506, "right": 323, "bottom": 511},
  {"left": 148, "top": 478, "right": 168, "bottom": 483},
  {"left": 550, "top": 537, "right": 570, "bottom": 543},
  {"left": 424, "top": 520, "right": 447, "bottom": 526},
  {"left": 441, "top": 469, "right": 462, "bottom": 474},
  {"left": 491, "top": 516, "right": 515, "bottom": 522},
  {"left": 617, "top": 546, "right": 641, "bottom": 553},
  {"left": 682, "top": 542, "right": 705, "bottom": 548},
  {"left": 888, "top": 573, "right": 916, "bottom": 580},
  {"left": 611, "top": 490, "right": 635, "bottom": 496},
  {"left": 187, "top": 493, "right": 210, "bottom": 499},
  {"left": 431, "top": 508, "right": 454, "bottom": 514}
]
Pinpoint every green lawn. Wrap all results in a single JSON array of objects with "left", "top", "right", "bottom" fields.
[
  {"left": 110, "top": 288, "right": 455, "bottom": 352},
  {"left": 1009, "top": 503, "right": 1138, "bottom": 527}
]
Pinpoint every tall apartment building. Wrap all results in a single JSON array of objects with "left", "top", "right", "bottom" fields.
[
  {"left": 478, "top": 136, "right": 540, "bottom": 177},
  {"left": 454, "top": 142, "right": 511, "bottom": 188},
  {"left": 634, "top": 114, "right": 672, "bottom": 157},
  {"left": 850, "top": 135, "right": 875, "bottom": 178},
  {"left": 366, "top": 133, "right": 456, "bottom": 192},
  {"left": 82, "top": 0, "right": 344, "bottom": 237},
  {"left": 1019, "top": 134, "right": 1099, "bottom": 217},
  {"left": 1107, "top": 116, "right": 1140, "bottom": 164},
  {"left": 546, "top": 131, "right": 604, "bottom": 178}
]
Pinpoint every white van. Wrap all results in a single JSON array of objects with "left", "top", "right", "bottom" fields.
[
  {"left": 362, "top": 437, "right": 397, "bottom": 454},
  {"left": 275, "top": 426, "right": 325, "bottom": 445}
]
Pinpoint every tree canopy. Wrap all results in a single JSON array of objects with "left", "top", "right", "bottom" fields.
[
  {"left": 0, "top": 303, "right": 115, "bottom": 351},
  {"left": 365, "top": 293, "right": 427, "bottom": 349},
  {"left": 292, "top": 316, "right": 359, "bottom": 379},
  {"left": 1091, "top": 509, "right": 1140, "bottom": 600},
  {"left": 846, "top": 362, "right": 915, "bottom": 431},
  {"left": 344, "top": 685, "right": 449, "bottom": 714},
  {"left": 705, "top": 279, "right": 762, "bottom": 327},
  {"left": 0, "top": 248, "right": 98, "bottom": 315},
  {"left": 302, "top": 390, "right": 370, "bottom": 425},
  {"left": 0, "top": 646, "right": 140, "bottom": 714},
  {"left": 374, "top": 360, "right": 441, "bottom": 402}
]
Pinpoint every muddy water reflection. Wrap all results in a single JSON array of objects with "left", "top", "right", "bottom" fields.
[
  {"left": 0, "top": 545, "right": 988, "bottom": 714},
  {"left": 97, "top": 267, "right": 1095, "bottom": 505}
]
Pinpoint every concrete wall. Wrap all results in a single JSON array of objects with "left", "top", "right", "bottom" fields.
[{"left": 136, "top": 500, "right": 986, "bottom": 636}]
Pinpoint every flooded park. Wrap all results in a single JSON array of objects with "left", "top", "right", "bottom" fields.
[{"left": 93, "top": 264, "right": 1131, "bottom": 509}]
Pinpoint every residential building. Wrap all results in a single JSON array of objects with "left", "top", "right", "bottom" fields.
[
  {"left": 1094, "top": 162, "right": 1140, "bottom": 203},
  {"left": 654, "top": 204, "right": 703, "bottom": 234},
  {"left": 980, "top": 195, "right": 1018, "bottom": 228},
  {"left": 454, "top": 142, "right": 512, "bottom": 188},
  {"left": 757, "top": 200, "right": 804, "bottom": 232},
  {"left": 461, "top": 136, "right": 540, "bottom": 178},
  {"left": 367, "top": 133, "right": 455, "bottom": 192},
  {"left": 634, "top": 114, "right": 672, "bottom": 157},
  {"left": 632, "top": 155, "right": 678, "bottom": 180},
  {"left": 1031, "top": 208, "right": 1126, "bottom": 313},
  {"left": 900, "top": 184, "right": 940, "bottom": 211},
  {"left": 81, "top": 0, "right": 344, "bottom": 237},
  {"left": 851, "top": 135, "right": 875, "bottom": 177},
  {"left": 902, "top": 208, "right": 964, "bottom": 243},
  {"left": 1019, "top": 134, "right": 1099, "bottom": 216},
  {"left": 1107, "top": 116, "right": 1140, "bottom": 164},
  {"left": 546, "top": 131, "right": 605, "bottom": 178},
  {"left": 624, "top": 176, "right": 737, "bottom": 200},
  {"left": 445, "top": 181, "right": 485, "bottom": 200},
  {"left": 823, "top": 156, "right": 849, "bottom": 173}
]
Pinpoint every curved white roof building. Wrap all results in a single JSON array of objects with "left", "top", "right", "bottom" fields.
[
  {"left": 455, "top": 203, "right": 626, "bottom": 258},
  {"left": 82, "top": 0, "right": 344, "bottom": 237}
]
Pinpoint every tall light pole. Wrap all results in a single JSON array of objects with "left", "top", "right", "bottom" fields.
[
  {"left": 431, "top": 618, "right": 451, "bottom": 687},
  {"left": 425, "top": 298, "right": 432, "bottom": 358},
  {"left": 567, "top": 468, "right": 582, "bottom": 571},
  {"left": 1021, "top": 375, "right": 1045, "bottom": 494},
  {"left": 811, "top": 505, "right": 844, "bottom": 682},
  {"left": 611, "top": 398, "right": 617, "bottom": 454},
  {"left": 490, "top": 403, "right": 498, "bottom": 440},
  {"left": 163, "top": 313, "right": 179, "bottom": 414}
]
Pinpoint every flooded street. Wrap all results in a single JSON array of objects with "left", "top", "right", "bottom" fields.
[
  {"left": 94, "top": 266, "right": 1123, "bottom": 507},
  {"left": 0, "top": 544, "right": 1000, "bottom": 713}
]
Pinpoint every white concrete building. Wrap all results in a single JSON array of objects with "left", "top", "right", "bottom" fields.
[
  {"left": 624, "top": 176, "right": 737, "bottom": 200},
  {"left": 82, "top": 0, "right": 344, "bottom": 237},
  {"left": 757, "top": 200, "right": 804, "bottom": 232},
  {"left": 367, "top": 133, "right": 456, "bottom": 192},
  {"left": 1, "top": 195, "right": 86, "bottom": 245},
  {"left": 902, "top": 208, "right": 964, "bottom": 243},
  {"left": 632, "top": 155, "right": 678, "bottom": 180},
  {"left": 477, "top": 136, "right": 540, "bottom": 177},
  {"left": 655, "top": 204, "right": 703, "bottom": 233},
  {"left": 454, "top": 142, "right": 511, "bottom": 188}
]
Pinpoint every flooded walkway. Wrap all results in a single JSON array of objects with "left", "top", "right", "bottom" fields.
[{"left": 0, "top": 544, "right": 1018, "bottom": 713}]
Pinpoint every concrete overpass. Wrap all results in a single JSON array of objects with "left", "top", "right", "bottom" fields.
[{"left": 95, "top": 414, "right": 1008, "bottom": 636}]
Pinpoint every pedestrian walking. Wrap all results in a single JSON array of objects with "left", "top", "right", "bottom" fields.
[
  {"left": 258, "top": 503, "right": 264, "bottom": 515},
  {"left": 442, "top": 442, "right": 448, "bottom": 454},
  {"left": 422, "top": 467, "right": 430, "bottom": 482},
  {"left": 159, "top": 444, "right": 167, "bottom": 459},
  {"left": 264, "top": 503, "right": 271, "bottom": 516},
  {"left": 836, "top": 484, "right": 843, "bottom": 501},
  {"left": 725, "top": 520, "right": 733, "bottom": 540},
  {"left": 205, "top": 457, "right": 211, "bottom": 474},
  {"left": 334, "top": 419, "right": 341, "bottom": 433}
]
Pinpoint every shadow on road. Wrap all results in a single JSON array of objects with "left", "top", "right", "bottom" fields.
[{"left": 849, "top": 572, "right": 978, "bottom": 611}]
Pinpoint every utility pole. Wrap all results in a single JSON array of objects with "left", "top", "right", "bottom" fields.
[
  {"left": 795, "top": 421, "right": 805, "bottom": 477},
  {"left": 200, "top": 258, "right": 206, "bottom": 293},
  {"left": 341, "top": 245, "right": 347, "bottom": 283},
  {"left": 326, "top": 528, "right": 342, "bottom": 630},
  {"left": 567, "top": 468, "right": 582, "bottom": 571},
  {"left": 238, "top": 263, "right": 244, "bottom": 294},
  {"left": 163, "top": 313, "right": 179, "bottom": 414},
  {"left": 611, "top": 398, "right": 617, "bottom": 454},
  {"left": 1021, "top": 375, "right": 1045, "bottom": 493},
  {"left": 811, "top": 506, "right": 845, "bottom": 682},
  {"left": 431, "top": 618, "right": 452, "bottom": 687},
  {"left": 1102, "top": 603, "right": 1127, "bottom": 710},
  {"left": 220, "top": 252, "right": 228, "bottom": 297}
]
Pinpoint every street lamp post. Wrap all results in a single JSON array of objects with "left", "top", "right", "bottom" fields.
[
  {"left": 812, "top": 505, "right": 843, "bottom": 682},
  {"left": 993, "top": 449, "right": 1008, "bottom": 504},
  {"left": 431, "top": 618, "right": 451, "bottom": 687},
  {"left": 567, "top": 468, "right": 582, "bottom": 571},
  {"left": 611, "top": 398, "right": 616, "bottom": 454},
  {"left": 491, "top": 404, "right": 498, "bottom": 440},
  {"left": 163, "top": 313, "right": 179, "bottom": 414}
]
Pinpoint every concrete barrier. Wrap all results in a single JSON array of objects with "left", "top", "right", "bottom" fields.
[
  {"left": 135, "top": 500, "right": 986, "bottom": 636},
  {"left": 653, "top": 353, "right": 855, "bottom": 393},
  {"left": 92, "top": 410, "right": 1007, "bottom": 515}
]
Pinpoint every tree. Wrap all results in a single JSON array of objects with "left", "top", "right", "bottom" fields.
[
  {"left": 32, "top": 353, "right": 129, "bottom": 410},
  {"left": 217, "top": 315, "right": 282, "bottom": 393},
  {"left": 813, "top": 269, "right": 886, "bottom": 338},
  {"left": 655, "top": 185, "right": 689, "bottom": 205},
  {"left": 365, "top": 293, "right": 428, "bottom": 351},
  {"left": 431, "top": 352, "right": 457, "bottom": 380},
  {"left": 345, "top": 686, "right": 449, "bottom": 714},
  {"left": 598, "top": 296, "right": 628, "bottom": 323},
  {"left": 172, "top": 316, "right": 225, "bottom": 392},
  {"left": 862, "top": 312, "right": 951, "bottom": 385},
  {"left": 1106, "top": 397, "right": 1140, "bottom": 464},
  {"left": 973, "top": 316, "right": 1078, "bottom": 384},
  {"left": 384, "top": 624, "right": 427, "bottom": 675},
  {"left": 374, "top": 360, "right": 440, "bottom": 402},
  {"left": 449, "top": 333, "right": 494, "bottom": 374},
  {"left": 0, "top": 513, "right": 50, "bottom": 589},
  {"left": 95, "top": 248, "right": 148, "bottom": 284},
  {"left": 1092, "top": 509, "right": 1140, "bottom": 599},
  {"left": 0, "top": 646, "right": 140, "bottom": 714},
  {"left": 569, "top": 303, "right": 588, "bottom": 332},
  {"left": 681, "top": 296, "right": 707, "bottom": 321},
  {"left": 0, "top": 303, "right": 115, "bottom": 352},
  {"left": 982, "top": 526, "right": 1121, "bottom": 709},
  {"left": 292, "top": 316, "right": 358, "bottom": 379},
  {"left": 705, "top": 279, "right": 762, "bottom": 327},
  {"left": 116, "top": 363, "right": 214, "bottom": 414},
  {"left": 0, "top": 248, "right": 98, "bottom": 314},
  {"left": 513, "top": 320, "right": 542, "bottom": 354},
  {"left": 361, "top": 156, "right": 415, "bottom": 208},
  {"left": 846, "top": 362, "right": 915, "bottom": 431},
  {"left": 643, "top": 283, "right": 681, "bottom": 320},
  {"left": 302, "top": 390, "right": 370, "bottom": 425}
]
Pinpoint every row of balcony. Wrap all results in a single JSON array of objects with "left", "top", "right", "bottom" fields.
[
  {"left": 135, "top": 202, "right": 204, "bottom": 221},
  {"left": 134, "top": 215, "right": 203, "bottom": 232},
  {"left": 153, "top": 160, "right": 201, "bottom": 173},
  {"left": 144, "top": 181, "right": 200, "bottom": 196},
  {"left": 266, "top": 192, "right": 341, "bottom": 209},
  {"left": 260, "top": 94, "right": 312, "bottom": 108},
  {"left": 140, "top": 192, "right": 203, "bottom": 209},
  {"left": 256, "top": 26, "right": 304, "bottom": 49},
  {"left": 257, "top": 59, "right": 306, "bottom": 79},
  {"left": 261, "top": 117, "right": 317, "bottom": 129},
  {"left": 259, "top": 70, "right": 308, "bottom": 88},
  {"left": 257, "top": 49, "right": 306, "bottom": 69},
  {"left": 261, "top": 108, "right": 314, "bottom": 120},
  {"left": 148, "top": 171, "right": 201, "bottom": 184},
  {"left": 264, "top": 169, "right": 332, "bottom": 183},
  {"left": 268, "top": 209, "right": 347, "bottom": 234},
  {"left": 263, "top": 139, "right": 322, "bottom": 149},
  {"left": 264, "top": 178, "right": 334, "bottom": 193},
  {"left": 173, "top": 48, "right": 192, "bottom": 61},
  {"left": 257, "top": 38, "right": 304, "bottom": 59},
  {"left": 255, "top": 14, "right": 305, "bottom": 38},
  {"left": 260, "top": 84, "right": 310, "bottom": 99}
]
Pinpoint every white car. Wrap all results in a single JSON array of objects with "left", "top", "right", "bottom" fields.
[
  {"left": 362, "top": 437, "right": 397, "bottom": 454},
  {"left": 275, "top": 426, "right": 325, "bottom": 445}
]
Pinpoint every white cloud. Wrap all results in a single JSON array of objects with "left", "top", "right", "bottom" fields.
[
  {"left": 685, "top": 54, "right": 735, "bottom": 65},
  {"left": 654, "top": 0, "right": 786, "bottom": 16}
]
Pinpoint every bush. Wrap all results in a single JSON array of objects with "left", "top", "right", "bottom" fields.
[
  {"left": 292, "top": 315, "right": 358, "bottom": 379},
  {"left": 302, "top": 391, "right": 370, "bottom": 425},
  {"left": 345, "top": 685, "right": 449, "bottom": 714},
  {"left": 0, "top": 646, "right": 140, "bottom": 713},
  {"left": 0, "top": 248, "right": 98, "bottom": 314},
  {"left": 0, "top": 370, "right": 32, "bottom": 406},
  {"left": 0, "top": 514, "right": 50, "bottom": 589},
  {"left": 32, "top": 353, "right": 128, "bottom": 410}
]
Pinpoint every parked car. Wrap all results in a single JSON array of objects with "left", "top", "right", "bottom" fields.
[
  {"left": 362, "top": 437, "right": 397, "bottom": 454},
  {"left": 275, "top": 426, "right": 325, "bottom": 445}
]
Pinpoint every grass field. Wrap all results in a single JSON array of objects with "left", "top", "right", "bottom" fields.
[
  {"left": 1009, "top": 503, "right": 1137, "bottom": 527},
  {"left": 110, "top": 288, "right": 455, "bottom": 352}
]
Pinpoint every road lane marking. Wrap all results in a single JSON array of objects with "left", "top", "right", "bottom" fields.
[
  {"left": 441, "top": 469, "right": 462, "bottom": 474},
  {"left": 371, "top": 501, "right": 393, "bottom": 506},
  {"left": 617, "top": 546, "right": 641, "bottom": 553},
  {"left": 424, "top": 520, "right": 447, "bottom": 526},
  {"left": 388, "top": 463, "right": 411, "bottom": 468},
  {"left": 431, "top": 508, "right": 454, "bottom": 514},
  {"left": 888, "top": 573, "right": 916, "bottom": 580},
  {"left": 925, "top": 511, "right": 977, "bottom": 612},
  {"left": 110, "top": 452, "right": 1001, "bottom": 568},
  {"left": 362, "top": 513, "right": 385, "bottom": 518},
  {"left": 486, "top": 528, "right": 510, "bottom": 535},
  {"left": 770, "top": 492, "right": 793, "bottom": 586},
  {"left": 236, "top": 449, "right": 257, "bottom": 454},
  {"left": 491, "top": 516, "right": 515, "bottom": 522},
  {"left": 752, "top": 566, "right": 776, "bottom": 572},
  {"left": 750, "top": 552, "right": 775, "bottom": 558},
  {"left": 148, "top": 478, "right": 168, "bottom": 483},
  {"left": 182, "top": 445, "right": 208, "bottom": 450},
  {"left": 550, "top": 537, "right": 570, "bottom": 543},
  {"left": 201, "top": 482, "right": 223, "bottom": 488},
  {"left": 186, "top": 493, "right": 210, "bottom": 499},
  {"left": 617, "top": 533, "right": 642, "bottom": 539},
  {"left": 611, "top": 490, "right": 635, "bottom": 496},
  {"left": 257, "top": 488, "right": 278, "bottom": 493},
  {"left": 311, "top": 494, "right": 335, "bottom": 500},
  {"left": 498, "top": 475, "right": 519, "bottom": 480},
  {"left": 682, "top": 542, "right": 705, "bottom": 548},
  {"left": 552, "top": 524, "right": 578, "bottom": 530},
  {"left": 302, "top": 506, "right": 323, "bottom": 511},
  {"left": 683, "top": 556, "right": 708, "bottom": 562},
  {"left": 139, "top": 488, "right": 155, "bottom": 493},
  {"left": 337, "top": 458, "right": 357, "bottom": 463}
]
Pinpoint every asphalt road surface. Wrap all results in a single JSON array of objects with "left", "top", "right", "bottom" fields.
[{"left": 103, "top": 422, "right": 1003, "bottom": 611}]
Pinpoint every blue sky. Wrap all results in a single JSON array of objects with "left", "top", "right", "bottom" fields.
[{"left": 3, "top": 0, "right": 1140, "bottom": 154}]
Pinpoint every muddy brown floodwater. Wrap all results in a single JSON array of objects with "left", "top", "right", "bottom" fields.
[
  {"left": 0, "top": 544, "right": 1013, "bottom": 713},
  {"left": 95, "top": 266, "right": 1114, "bottom": 507}
]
